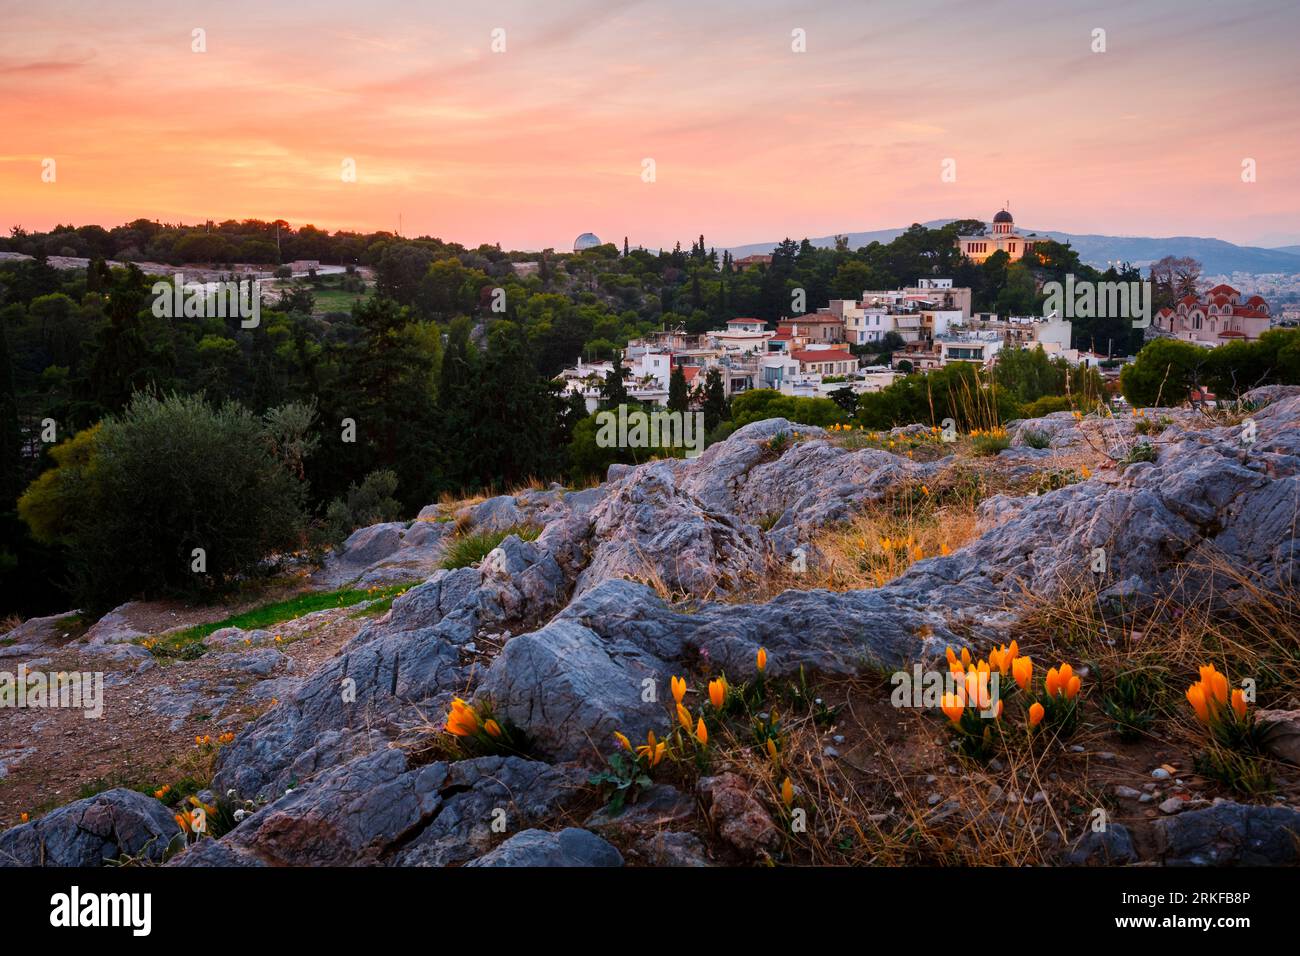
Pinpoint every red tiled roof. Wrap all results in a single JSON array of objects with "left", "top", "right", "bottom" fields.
[
  {"left": 791, "top": 349, "right": 855, "bottom": 364},
  {"left": 681, "top": 366, "right": 702, "bottom": 382},
  {"left": 1207, "top": 284, "right": 1240, "bottom": 296},
  {"left": 726, "top": 317, "right": 761, "bottom": 324},
  {"left": 1231, "top": 308, "right": 1268, "bottom": 318},
  {"left": 771, "top": 333, "right": 792, "bottom": 341}
]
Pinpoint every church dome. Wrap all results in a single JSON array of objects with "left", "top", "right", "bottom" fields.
[{"left": 992, "top": 209, "right": 1013, "bottom": 224}]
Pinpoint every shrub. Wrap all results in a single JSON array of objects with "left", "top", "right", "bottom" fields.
[
  {"left": 1020, "top": 394, "right": 1074, "bottom": 418},
  {"left": 1120, "top": 440, "right": 1157, "bottom": 468},
  {"left": 1021, "top": 429, "right": 1051, "bottom": 449},
  {"left": 730, "top": 389, "right": 848, "bottom": 429},
  {"left": 1119, "top": 338, "right": 1209, "bottom": 406},
  {"left": 321, "top": 469, "right": 402, "bottom": 546},
  {"left": 19, "top": 393, "right": 308, "bottom": 609},
  {"left": 440, "top": 524, "right": 540, "bottom": 570}
]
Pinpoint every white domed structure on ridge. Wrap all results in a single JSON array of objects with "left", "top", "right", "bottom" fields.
[{"left": 573, "top": 232, "right": 601, "bottom": 252}]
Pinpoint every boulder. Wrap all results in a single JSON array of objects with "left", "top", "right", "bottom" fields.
[
  {"left": 1064, "top": 823, "right": 1138, "bottom": 866},
  {"left": 1255, "top": 709, "right": 1300, "bottom": 766},
  {"left": 1154, "top": 801, "right": 1300, "bottom": 865},
  {"left": 0, "top": 789, "right": 179, "bottom": 867},
  {"left": 637, "top": 830, "right": 712, "bottom": 867},
  {"left": 465, "top": 828, "right": 623, "bottom": 867},
  {"left": 190, "top": 750, "right": 586, "bottom": 867},
  {"left": 698, "top": 773, "right": 782, "bottom": 859}
]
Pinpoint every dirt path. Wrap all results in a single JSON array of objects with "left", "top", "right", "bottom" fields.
[{"left": 0, "top": 601, "right": 373, "bottom": 826}]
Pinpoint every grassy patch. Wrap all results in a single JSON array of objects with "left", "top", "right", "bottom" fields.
[
  {"left": 441, "top": 524, "right": 540, "bottom": 570},
  {"left": 142, "top": 583, "right": 414, "bottom": 655},
  {"left": 969, "top": 430, "right": 1011, "bottom": 457}
]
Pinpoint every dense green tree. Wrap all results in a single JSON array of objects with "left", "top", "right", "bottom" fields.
[
  {"left": 668, "top": 365, "right": 689, "bottom": 413},
  {"left": 19, "top": 394, "right": 307, "bottom": 610},
  {"left": 701, "top": 368, "right": 728, "bottom": 433},
  {"left": 1119, "top": 338, "right": 1210, "bottom": 406}
]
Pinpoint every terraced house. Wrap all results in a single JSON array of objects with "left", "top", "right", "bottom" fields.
[{"left": 789, "top": 347, "right": 858, "bottom": 377}]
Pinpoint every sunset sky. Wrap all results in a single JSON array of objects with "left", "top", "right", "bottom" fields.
[{"left": 2, "top": 0, "right": 1298, "bottom": 251}]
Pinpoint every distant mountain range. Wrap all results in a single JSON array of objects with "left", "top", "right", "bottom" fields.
[{"left": 725, "top": 220, "right": 1300, "bottom": 276}]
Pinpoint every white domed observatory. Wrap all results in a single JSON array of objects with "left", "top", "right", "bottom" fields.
[{"left": 573, "top": 232, "right": 602, "bottom": 252}]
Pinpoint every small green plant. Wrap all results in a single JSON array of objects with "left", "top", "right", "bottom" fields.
[
  {"left": 1120, "top": 441, "right": 1157, "bottom": 468},
  {"left": 765, "top": 431, "right": 791, "bottom": 456},
  {"left": 589, "top": 731, "right": 663, "bottom": 814},
  {"left": 1029, "top": 468, "right": 1083, "bottom": 495},
  {"left": 757, "top": 511, "right": 782, "bottom": 532},
  {"left": 440, "top": 524, "right": 540, "bottom": 570},
  {"left": 782, "top": 664, "right": 839, "bottom": 727},
  {"left": 1194, "top": 745, "right": 1273, "bottom": 796},
  {"left": 1021, "top": 429, "right": 1051, "bottom": 450},
  {"left": 1100, "top": 669, "right": 1163, "bottom": 742}
]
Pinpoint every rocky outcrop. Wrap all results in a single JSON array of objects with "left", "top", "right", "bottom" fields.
[
  {"left": 314, "top": 518, "right": 451, "bottom": 588},
  {"left": 10, "top": 386, "right": 1299, "bottom": 868},
  {"left": 0, "top": 789, "right": 179, "bottom": 867},
  {"left": 212, "top": 538, "right": 569, "bottom": 800},
  {"left": 180, "top": 750, "right": 586, "bottom": 867},
  {"left": 477, "top": 577, "right": 953, "bottom": 760},
  {"left": 894, "top": 389, "right": 1300, "bottom": 611}
]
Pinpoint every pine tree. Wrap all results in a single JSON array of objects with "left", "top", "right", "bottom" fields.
[
  {"left": 702, "top": 367, "right": 728, "bottom": 433},
  {"left": 600, "top": 359, "right": 629, "bottom": 409},
  {"left": 668, "top": 364, "right": 689, "bottom": 413}
]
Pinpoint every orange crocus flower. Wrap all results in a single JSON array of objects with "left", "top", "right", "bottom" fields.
[
  {"left": 940, "top": 692, "right": 966, "bottom": 725},
  {"left": 445, "top": 697, "right": 479, "bottom": 737},
  {"left": 708, "top": 678, "right": 726, "bottom": 710},
  {"left": 677, "top": 703, "right": 693, "bottom": 732},
  {"left": 1012, "top": 655, "right": 1032, "bottom": 691},
  {"left": 1231, "top": 689, "right": 1248, "bottom": 720}
]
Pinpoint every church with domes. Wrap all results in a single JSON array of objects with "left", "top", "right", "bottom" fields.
[{"left": 955, "top": 208, "right": 1040, "bottom": 263}]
